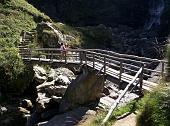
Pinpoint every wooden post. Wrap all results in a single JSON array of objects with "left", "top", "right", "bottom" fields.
[
  {"left": 139, "top": 64, "right": 144, "bottom": 91},
  {"left": 51, "top": 51, "right": 53, "bottom": 62},
  {"left": 104, "top": 56, "right": 106, "bottom": 74},
  {"left": 119, "top": 61, "right": 123, "bottom": 83},
  {"left": 29, "top": 49, "right": 32, "bottom": 60},
  {"left": 38, "top": 50, "right": 40, "bottom": 62},
  {"left": 93, "top": 53, "right": 95, "bottom": 69},
  {"left": 161, "top": 61, "right": 165, "bottom": 79},
  {"left": 64, "top": 51, "right": 67, "bottom": 64},
  {"left": 85, "top": 51, "right": 87, "bottom": 65},
  {"left": 23, "top": 32, "right": 26, "bottom": 42},
  {"left": 80, "top": 51, "right": 82, "bottom": 64}
]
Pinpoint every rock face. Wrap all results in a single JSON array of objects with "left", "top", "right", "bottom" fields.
[
  {"left": 59, "top": 65, "right": 106, "bottom": 113},
  {"left": 29, "top": 0, "right": 148, "bottom": 28},
  {"left": 34, "top": 66, "right": 75, "bottom": 113},
  {"left": 36, "top": 22, "right": 75, "bottom": 48},
  {"left": 33, "top": 65, "right": 47, "bottom": 84},
  {"left": 27, "top": 65, "right": 76, "bottom": 126}
]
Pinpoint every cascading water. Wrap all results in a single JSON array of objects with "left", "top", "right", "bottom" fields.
[{"left": 144, "top": 0, "right": 165, "bottom": 30}]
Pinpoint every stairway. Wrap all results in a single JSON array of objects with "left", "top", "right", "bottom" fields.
[{"left": 19, "top": 29, "right": 37, "bottom": 58}]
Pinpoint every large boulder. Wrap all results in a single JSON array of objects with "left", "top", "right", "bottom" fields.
[
  {"left": 59, "top": 65, "right": 106, "bottom": 113},
  {"left": 33, "top": 65, "right": 47, "bottom": 84},
  {"left": 35, "top": 67, "right": 75, "bottom": 113}
]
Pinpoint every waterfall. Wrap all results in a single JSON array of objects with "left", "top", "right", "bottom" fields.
[{"left": 144, "top": 0, "right": 165, "bottom": 30}]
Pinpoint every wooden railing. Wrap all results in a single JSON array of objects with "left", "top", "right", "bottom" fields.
[
  {"left": 20, "top": 48, "right": 167, "bottom": 83},
  {"left": 101, "top": 66, "right": 144, "bottom": 125}
]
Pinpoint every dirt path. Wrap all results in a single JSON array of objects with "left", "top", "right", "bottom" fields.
[{"left": 112, "top": 113, "right": 137, "bottom": 126}]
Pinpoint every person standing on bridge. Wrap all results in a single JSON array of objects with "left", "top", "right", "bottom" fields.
[{"left": 60, "top": 43, "right": 66, "bottom": 60}]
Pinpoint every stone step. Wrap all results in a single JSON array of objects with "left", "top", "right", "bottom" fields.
[
  {"left": 19, "top": 43, "right": 30, "bottom": 46},
  {"left": 18, "top": 45, "right": 29, "bottom": 47},
  {"left": 22, "top": 38, "right": 32, "bottom": 41}
]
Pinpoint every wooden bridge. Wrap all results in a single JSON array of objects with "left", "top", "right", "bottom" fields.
[
  {"left": 18, "top": 25, "right": 168, "bottom": 125},
  {"left": 20, "top": 48, "right": 167, "bottom": 92}
]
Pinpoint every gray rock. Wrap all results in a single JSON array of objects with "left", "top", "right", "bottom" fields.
[
  {"left": 36, "top": 98, "right": 51, "bottom": 113},
  {"left": 47, "top": 69, "right": 56, "bottom": 82},
  {"left": 54, "top": 67, "right": 75, "bottom": 81},
  {"left": 51, "top": 96, "right": 62, "bottom": 103},
  {"left": 55, "top": 75, "right": 71, "bottom": 86},
  {"left": 59, "top": 66, "right": 105, "bottom": 112},
  {"left": 44, "top": 107, "right": 90, "bottom": 126},
  {"left": 18, "top": 107, "right": 30, "bottom": 114},
  {"left": 46, "top": 85, "right": 67, "bottom": 96},
  {"left": 37, "top": 121, "right": 48, "bottom": 126},
  {"left": 109, "top": 92, "right": 118, "bottom": 99},
  {"left": 33, "top": 65, "right": 47, "bottom": 83},
  {"left": 0, "top": 106, "right": 7, "bottom": 115},
  {"left": 36, "top": 93, "right": 51, "bottom": 113},
  {"left": 20, "top": 99, "right": 33, "bottom": 110},
  {"left": 36, "top": 81, "right": 55, "bottom": 91}
]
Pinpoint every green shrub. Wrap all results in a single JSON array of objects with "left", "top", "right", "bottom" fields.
[
  {"left": 137, "top": 86, "right": 170, "bottom": 126},
  {"left": 0, "top": 48, "right": 34, "bottom": 95}
]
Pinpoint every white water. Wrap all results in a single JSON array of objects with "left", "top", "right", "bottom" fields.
[{"left": 144, "top": 0, "right": 165, "bottom": 30}]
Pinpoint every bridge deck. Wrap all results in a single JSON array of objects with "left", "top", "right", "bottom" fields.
[{"left": 23, "top": 57, "right": 158, "bottom": 91}]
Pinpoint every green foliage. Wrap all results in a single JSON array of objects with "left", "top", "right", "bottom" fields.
[
  {"left": 90, "top": 100, "right": 138, "bottom": 126},
  {"left": 0, "top": 0, "right": 50, "bottom": 47},
  {"left": 53, "top": 23, "right": 113, "bottom": 48},
  {"left": 137, "top": 86, "right": 170, "bottom": 126},
  {"left": 0, "top": 0, "right": 51, "bottom": 94}
]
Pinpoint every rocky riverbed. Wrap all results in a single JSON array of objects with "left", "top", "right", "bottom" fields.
[{"left": 0, "top": 65, "right": 140, "bottom": 126}]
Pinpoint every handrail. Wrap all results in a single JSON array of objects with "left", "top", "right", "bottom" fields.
[
  {"left": 20, "top": 48, "right": 167, "bottom": 82},
  {"left": 101, "top": 67, "right": 144, "bottom": 125},
  {"left": 87, "top": 49, "right": 167, "bottom": 63}
]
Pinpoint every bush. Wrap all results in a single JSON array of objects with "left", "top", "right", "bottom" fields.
[
  {"left": 0, "top": 48, "right": 34, "bottom": 95},
  {"left": 137, "top": 86, "right": 170, "bottom": 126}
]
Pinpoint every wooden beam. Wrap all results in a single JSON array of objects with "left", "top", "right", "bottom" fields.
[{"left": 101, "top": 67, "right": 143, "bottom": 125}]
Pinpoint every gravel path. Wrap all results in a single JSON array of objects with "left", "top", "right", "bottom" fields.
[{"left": 113, "top": 113, "right": 137, "bottom": 126}]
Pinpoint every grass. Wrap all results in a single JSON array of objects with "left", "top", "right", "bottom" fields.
[
  {"left": 0, "top": 0, "right": 50, "bottom": 48},
  {"left": 136, "top": 84, "right": 170, "bottom": 126},
  {"left": 86, "top": 100, "right": 140, "bottom": 126},
  {"left": 0, "top": 0, "right": 50, "bottom": 95},
  {"left": 53, "top": 23, "right": 113, "bottom": 48}
]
